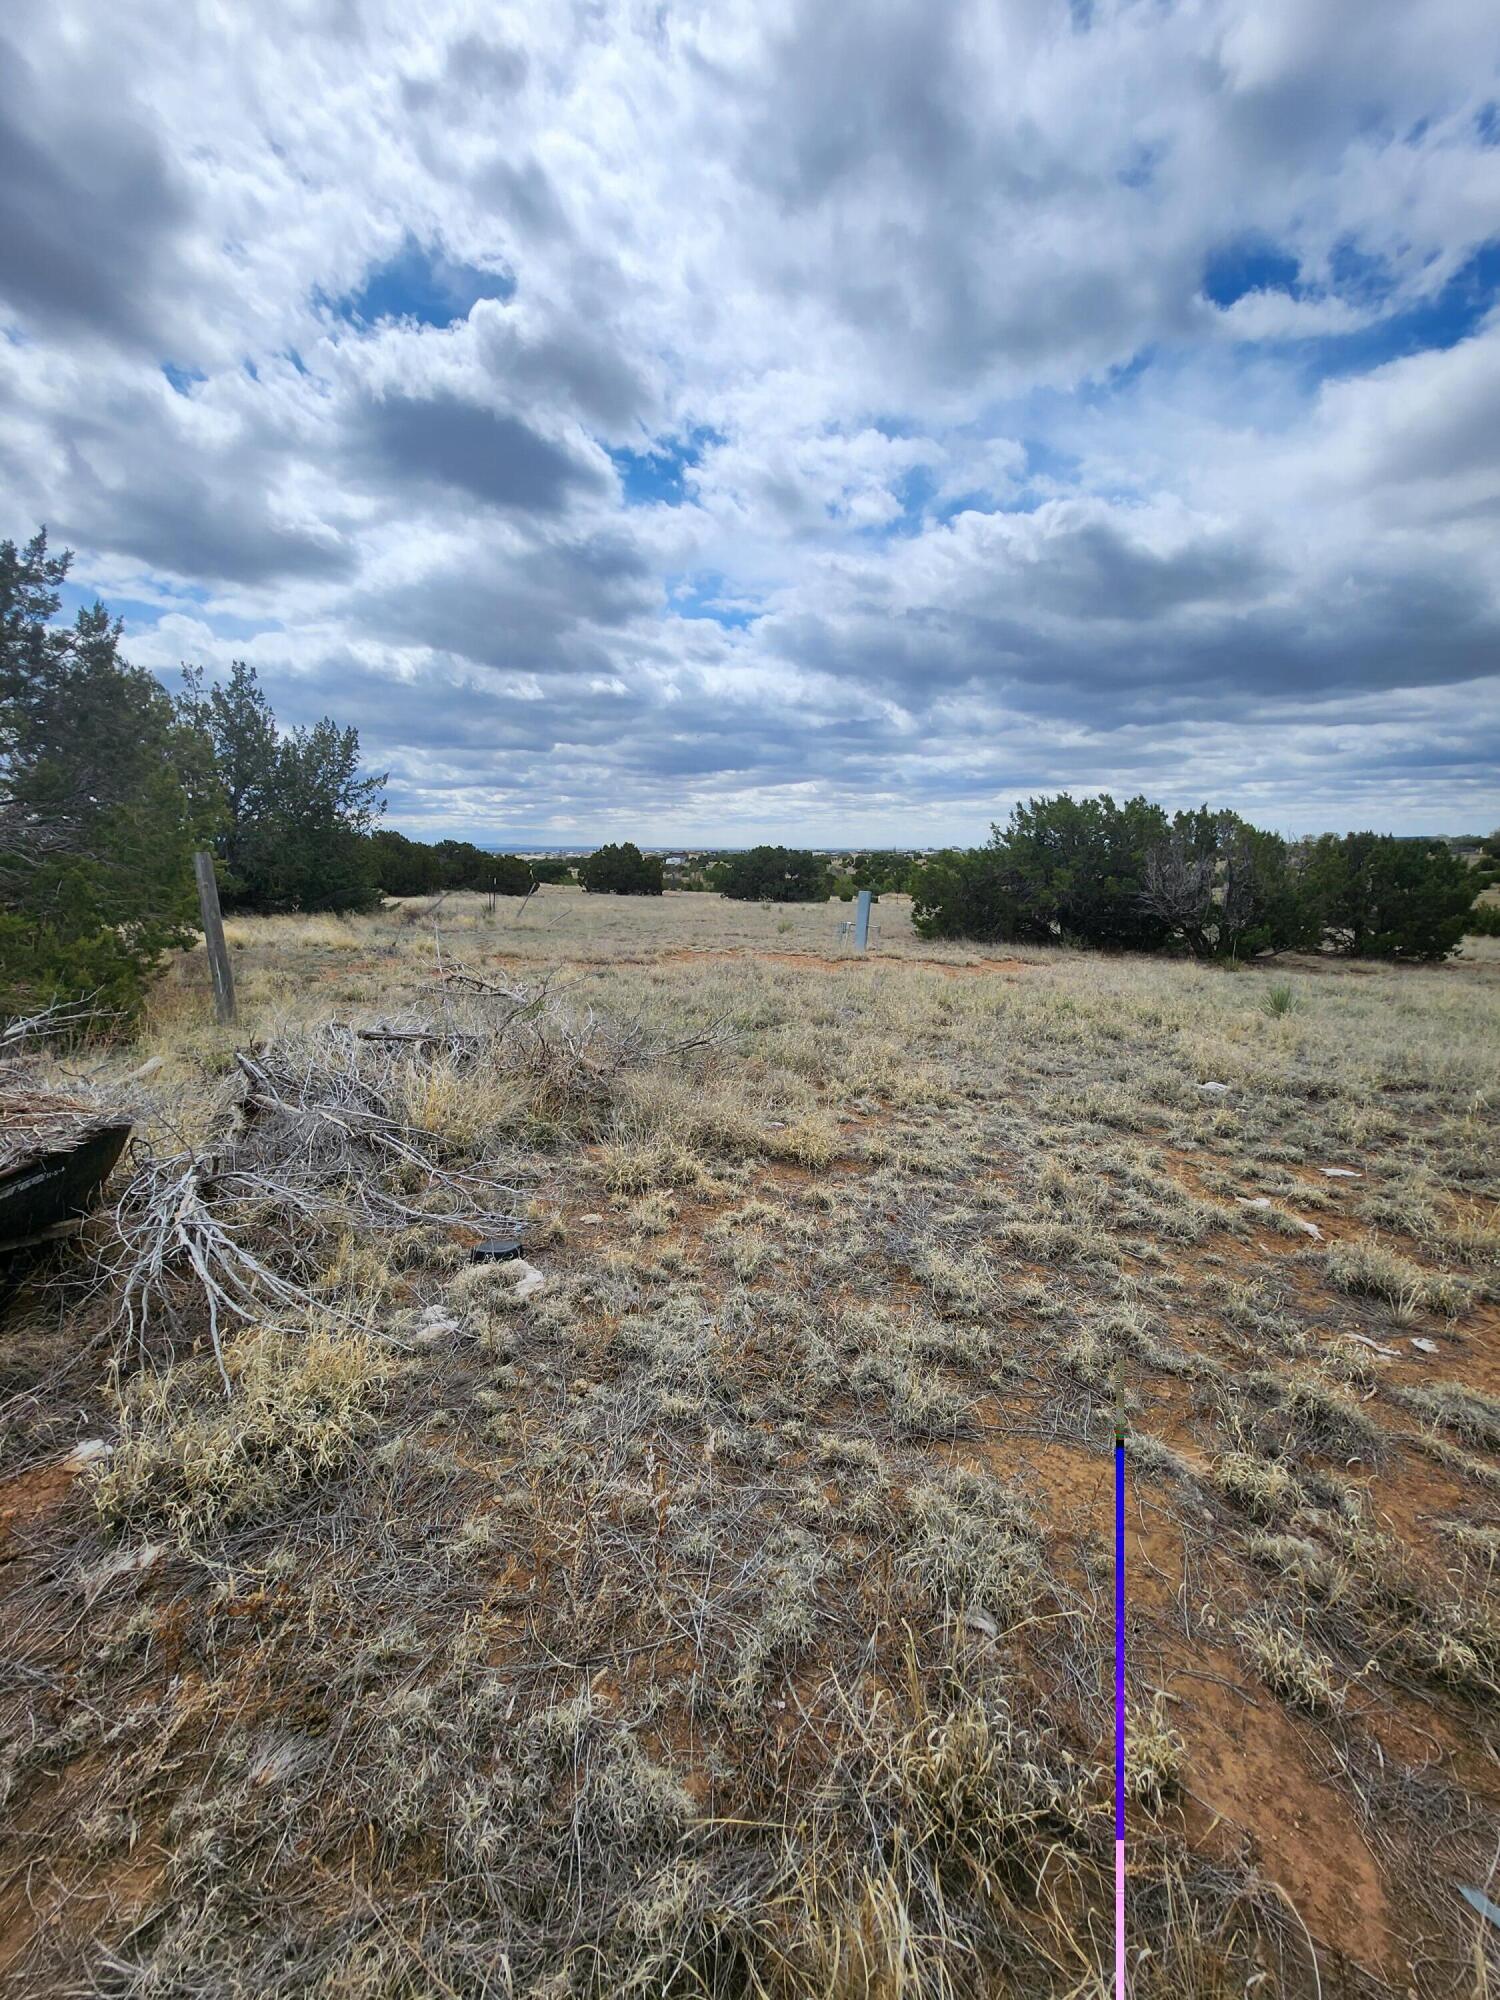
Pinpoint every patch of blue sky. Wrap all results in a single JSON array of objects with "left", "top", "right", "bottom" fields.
[
  {"left": 55, "top": 576, "right": 275, "bottom": 646},
  {"left": 1086, "top": 343, "right": 1162, "bottom": 407},
  {"left": 609, "top": 426, "right": 721, "bottom": 506},
  {"left": 1016, "top": 435, "right": 1083, "bottom": 485},
  {"left": 855, "top": 463, "right": 939, "bottom": 537},
  {"left": 1340, "top": 238, "right": 1500, "bottom": 361},
  {"left": 1208, "top": 235, "right": 1500, "bottom": 380},
  {"left": 57, "top": 580, "right": 194, "bottom": 623},
  {"left": 324, "top": 235, "right": 514, "bottom": 331},
  {"left": 1202, "top": 235, "right": 1302, "bottom": 309},
  {"left": 161, "top": 361, "right": 207, "bottom": 394},
  {"left": 1479, "top": 102, "right": 1499, "bottom": 146},
  {"left": 54, "top": 579, "right": 103, "bottom": 621},
  {"left": 995, "top": 435, "right": 1108, "bottom": 512},
  {"left": 934, "top": 488, "right": 986, "bottom": 520},
  {"left": 1324, "top": 236, "right": 1399, "bottom": 310},
  {"left": 665, "top": 570, "right": 758, "bottom": 628}
]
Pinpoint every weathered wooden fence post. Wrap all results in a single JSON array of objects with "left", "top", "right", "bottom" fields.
[{"left": 194, "top": 850, "right": 237, "bottom": 1025}]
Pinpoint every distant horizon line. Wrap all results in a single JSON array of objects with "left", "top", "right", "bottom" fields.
[{"left": 376, "top": 831, "right": 1494, "bottom": 855}]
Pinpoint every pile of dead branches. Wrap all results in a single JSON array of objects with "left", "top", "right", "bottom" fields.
[
  {"left": 100, "top": 1021, "right": 525, "bottom": 1384},
  {"left": 0, "top": 1090, "right": 118, "bottom": 1176},
  {"left": 95, "top": 972, "right": 730, "bottom": 1385},
  {"left": 429, "top": 953, "right": 732, "bottom": 1109}
]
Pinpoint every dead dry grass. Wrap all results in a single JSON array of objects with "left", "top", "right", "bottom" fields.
[{"left": 2, "top": 890, "right": 1498, "bottom": 1997}]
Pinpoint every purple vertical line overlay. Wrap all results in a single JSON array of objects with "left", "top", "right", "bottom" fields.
[
  {"left": 1115, "top": 1432, "right": 1126, "bottom": 1997},
  {"left": 1115, "top": 1438, "right": 1125, "bottom": 1837}
]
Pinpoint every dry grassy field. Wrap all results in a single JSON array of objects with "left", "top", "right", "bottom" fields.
[{"left": 3, "top": 889, "right": 1499, "bottom": 1998}]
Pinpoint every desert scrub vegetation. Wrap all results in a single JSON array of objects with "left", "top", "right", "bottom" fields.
[
  {"left": 1326, "top": 1233, "right": 1471, "bottom": 1318},
  {"left": 1235, "top": 1614, "right": 1346, "bottom": 1716},
  {"left": 3, "top": 895, "right": 1499, "bottom": 1997},
  {"left": 901, "top": 1468, "right": 1047, "bottom": 1627},
  {"left": 1211, "top": 1447, "right": 1308, "bottom": 1521},
  {"left": 1125, "top": 1692, "right": 1185, "bottom": 1811},
  {"left": 1394, "top": 1380, "right": 1500, "bottom": 1452},
  {"left": 92, "top": 1322, "right": 386, "bottom": 1541}
]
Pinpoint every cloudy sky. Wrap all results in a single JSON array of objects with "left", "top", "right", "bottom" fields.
[{"left": 3, "top": 0, "right": 1499, "bottom": 845}]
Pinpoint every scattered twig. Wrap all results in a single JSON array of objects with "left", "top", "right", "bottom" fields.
[{"left": 0, "top": 996, "right": 119, "bottom": 1050}]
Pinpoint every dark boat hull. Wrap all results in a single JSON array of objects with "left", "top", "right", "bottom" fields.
[{"left": 0, "top": 1121, "right": 132, "bottom": 1254}]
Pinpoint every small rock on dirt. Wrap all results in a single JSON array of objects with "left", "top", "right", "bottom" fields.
[
  {"left": 514, "top": 1271, "right": 546, "bottom": 1302},
  {"left": 1410, "top": 1337, "right": 1439, "bottom": 1355},
  {"left": 1318, "top": 1166, "right": 1361, "bottom": 1178},
  {"left": 413, "top": 1317, "right": 461, "bottom": 1347},
  {"left": 1198, "top": 1081, "right": 1231, "bottom": 1096},
  {"left": 578, "top": 1213, "right": 604, "bottom": 1225}
]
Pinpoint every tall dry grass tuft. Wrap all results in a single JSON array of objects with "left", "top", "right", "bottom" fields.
[{"left": 93, "top": 1320, "right": 386, "bottom": 1541}]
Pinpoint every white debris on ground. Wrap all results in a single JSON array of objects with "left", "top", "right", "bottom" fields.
[
  {"left": 80, "top": 1541, "right": 165, "bottom": 1601},
  {"left": 508, "top": 1259, "right": 547, "bottom": 1301},
  {"left": 1235, "top": 1195, "right": 1322, "bottom": 1239},
  {"left": 1411, "top": 1337, "right": 1440, "bottom": 1355},
  {"left": 61, "top": 1438, "right": 112, "bottom": 1472},
  {"left": 412, "top": 1304, "right": 463, "bottom": 1346},
  {"left": 1318, "top": 1166, "right": 1362, "bottom": 1178},
  {"left": 1198, "top": 1081, "right": 1231, "bottom": 1096}
]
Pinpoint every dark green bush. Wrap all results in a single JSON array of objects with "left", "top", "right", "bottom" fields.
[
  {"left": 914, "top": 795, "right": 1170, "bottom": 948},
  {"left": 1301, "top": 833, "right": 1478, "bottom": 960},
  {"left": 579, "top": 842, "right": 663, "bottom": 895},
  {"left": 1141, "top": 810, "right": 1315, "bottom": 959},
  {"left": 712, "top": 847, "right": 830, "bottom": 902},
  {"left": 912, "top": 845, "right": 1038, "bottom": 944},
  {"left": 913, "top": 795, "right": 1476, "bottom": 963},
  {"left": 369, "top": 832, "right": 533, "bottom": 897}
]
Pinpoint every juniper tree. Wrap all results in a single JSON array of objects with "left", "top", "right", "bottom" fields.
[{"left": 0, "top": 530, "right": 209, "bottom": 1021}]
